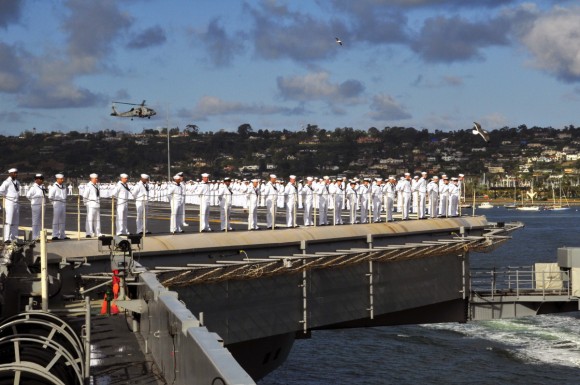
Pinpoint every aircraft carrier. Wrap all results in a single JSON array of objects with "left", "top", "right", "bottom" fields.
[{"left": 1, "top": 201, "right": 579, "bottom": 384}]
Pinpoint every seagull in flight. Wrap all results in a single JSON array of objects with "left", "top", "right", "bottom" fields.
[
  {"left": 335, "top": 37, "right": 343, "bottom": 46},
  {"left": 472, "top": 122, "right": 490, "bottom": 143}
]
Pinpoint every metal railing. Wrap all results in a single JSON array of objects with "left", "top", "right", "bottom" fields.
[{"left": 470, "top": 266, "right": 572, "bottom": 299}]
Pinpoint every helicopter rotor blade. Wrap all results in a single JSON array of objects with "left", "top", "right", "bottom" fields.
[{"left": 112, "top": 101, "right": 143, "bottom": 106}]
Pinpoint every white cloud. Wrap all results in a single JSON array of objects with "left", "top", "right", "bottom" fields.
[
  {"left": 368, "top": 93, "right": 411, "bottom": 121},
  {"left": 277, "top": 71, "right": 364, "bottom": 104},
  {"left": 518, "top": 6, "right": 580, "bottom": 81},
  {"left": 181, "top": 96, "right": 304, "bottom": 121}
]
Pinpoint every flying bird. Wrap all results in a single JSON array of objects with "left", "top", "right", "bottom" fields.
[
  {"left": 335, "top": 37, "right": 343, "bottom": 46},
  {"left": 472, "top": 122, "right": 490, "bottom": 143}
]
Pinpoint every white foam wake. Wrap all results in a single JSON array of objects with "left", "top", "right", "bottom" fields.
[{"left": 423, "top": 313, "right": 580, "bottom": 368}]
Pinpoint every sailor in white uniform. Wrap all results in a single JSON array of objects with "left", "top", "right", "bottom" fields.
[
  {"left": 284, "top": 175, "right": 299, "bottom": 227},
  {"left": 371, "top": 178, "right": 384, "bottom": 222},
  {"left": 197, "top": 173, "right": 212, "bottom": 232},
  {"left": 168, "top": 174, "right": 185, "bottom": 234},
  {"left": 176, "top": 172, "right": 189, "bottom": 228},
  {"left": 384, "top": 176, "right": 396, "bottom": 222},
  {"left": 113, "top": 173, "right": 132, "bottom": 235},
  {"left": 448, "top": 177, "right": 460, "bottom": 217},
  {"left": 438, "top": 177, "right": 450, "bottom": 217},
  {"left": 300, "top": 177, "right": 315, "bottom": 226},
  {"left": 263, "top": 174, "right": 279, "bottom": 229},
  {"left": 411, "top": 175, "right": 419, "bottom": 214},
  {"left": 246, "top": 179, "right": 261, "bottom": 230},
  {"left": 427, "top": 176, "right": 439, "bottom": 218},
  {"left": 415, "top": 172, "right": 428, "bottom": 219},
  {"left": 330, "top": 179, "right": 345, "bottom": 225},
  {"left": 26, "top": 174, "right": 47, "bottom": 241},
  {"left": 401, "top": 173, "right": 412, "bottom": 220},
  {"left": 131, "top": 174, "right": 151, "bottom": 235},
  {"left": 358, "top": 178, "right": 371, "bottom": 223},
  {"left": 317, "top": 176, "right": 331, "bottom": 225},
  {"left": 345, "top": 180, "right": 359, "bottom": 224},
  {"left": 217, "top": 177, "right": 234, "bottom": 231},
  {"left": 0, "top": 168, "right": 21, "bottom": 242},
  {"left": 458, "top": 173, "right": 465, "bottom": 212},
  {"left": 82, "top": 173, "right": 102, "bottom": 238},
  {"left": 395, "top": 177, "right": 404, "bottom": 213},
  {"left": 48, "top": 173, "right": 68, "bottom": 240}
]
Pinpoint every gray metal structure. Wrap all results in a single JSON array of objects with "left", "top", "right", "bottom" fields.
[
  {"left": 1, "top": 216, "right": 578, "bottom": 383},
  {"left": 469, "top": 247, "right": 580, "bottom": 320}
]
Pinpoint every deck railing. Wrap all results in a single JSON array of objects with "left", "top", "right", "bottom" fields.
[{"left": 470, "top": 266, "right": 572, "bottom": 300}]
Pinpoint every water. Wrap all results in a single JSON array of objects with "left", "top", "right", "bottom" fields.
[{"left": 260, "top": 208, "right": 580, "bottom": 385}]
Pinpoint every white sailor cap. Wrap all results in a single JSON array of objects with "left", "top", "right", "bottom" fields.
[
  {"left": 323, "top": 176, "right": 330, "bottom": 180},
  {"left": 141, "top": 174, "right": 149, "bottom": 179},
  {"left": 413, "top": 175, "right": 419, "bottom": 179},
  {"left": 8, "top": 168, "right": 17, "bottom": 173},
  {"left": 459, "top": 174, "right": 465, "bottom": 177},
  {"left": 441, "top": 174, "right": 447, "bottom": 177},
  {"left": 251, "top": 178, "right": 259, "bottom": 182},
  {"left": 55, "top": 173, "right": 64, "bottom": 179},
  {"left": 120, "top": 173, "right": 128, "bottom": 178},
  {"left": 201, "top": 173, "right": 209, "bottom": 177},
  {"left": 89, "top": 173, "right": 98, "bottom": 179},
  {"left": 432, "top": 176, "right": 439, "bottom": 180},
  {"left": 173, "top": 174, "right": 181, "bottom": 180},
  {"left": 421, "top": 171, "right": 427, "bottom": 175},
  {"left": 451, "top": 177, "right": 458, "bottom": 181},
  {"left": 349, "top": 179, "right": 357, "bottom": 184},
  {"left": 269, "top": 174, "right": 277, "bottom": 179},
  {"left": 34, "top": 173, "right": 44, "bottom": 179},
  {"left": 388, "top": 175, "right": 396, "bottom": 180},
  {"left": 224, "top": 177, "right": 231, "bottom": 182},
  {"left": 306, "top": 176, "right": 313, "bottom": 182},
  {"left": 177, "top": 172, "right": 184, "bottom": 177},
  {"left": 404, "top": 172, "right": 411, "bottom": 176},
  {"left": 289, "top": 175, "right": 296, "bottom": 179},
  {"left": 376, "top": 178, "right": 383, "bottom": 181}
]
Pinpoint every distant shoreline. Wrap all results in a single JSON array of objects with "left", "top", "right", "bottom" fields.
[{"left": 467, "top": 197, "right": 579, "bottom": 206}]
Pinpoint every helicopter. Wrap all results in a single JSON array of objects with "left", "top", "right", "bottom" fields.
[{"left": 110, "top": 100, "right": 156, "bottom": 120}]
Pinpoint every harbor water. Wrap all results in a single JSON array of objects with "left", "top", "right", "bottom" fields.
[{"left": 260, "top": 208, "right": 580, "bottom": 385}]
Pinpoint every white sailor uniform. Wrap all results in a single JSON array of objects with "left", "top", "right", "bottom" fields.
[
  {"left": 168, "top": 182, "right": 184, "bottom": 233},
  {"left": 48, "top": 182, "right": 67, "bottom": 239},
  {"left": 82, "top": 182, "right": 101, "bottom": 237},
  {"left": 284, "top": 182, "right": 299, "bottom": 227},
  {"left": 26, "top": 183, "right": 47, "bottom": 240},
  {"left": 113, "top": 181, "right": 132, "bottom": 235},
  {"left": 0, "top": 176, "right": 20, "bottom": 241},
  {"left": 131, "top": 181, "right": 149, "bottom": 234}
]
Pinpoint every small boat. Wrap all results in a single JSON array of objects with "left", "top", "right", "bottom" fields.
[
  {"left": 545, "top": 182, "right": 570, "bottom": 211},
  {"left": 478, "top": 202, "right": 494, "bottom": 209},
  {"left": 545, "top": 206, "right": 570, "bottom": 211},
  {"left": 516, "top": 182, "right": 540, "bottom": 211},
  {"left": 516, "top": 205, "right": 540, "bottom": 211},
  {"left": 504, "top": 203, "right": 518, "bottom": 209}
]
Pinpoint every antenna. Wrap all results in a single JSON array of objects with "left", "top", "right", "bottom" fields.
[{"left": 166, "top": 105, "right": 170, "bottom": 182}]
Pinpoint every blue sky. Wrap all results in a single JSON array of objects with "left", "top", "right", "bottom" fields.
[{"left": 0, "top": 0, "right": 579, "bottom": 135}]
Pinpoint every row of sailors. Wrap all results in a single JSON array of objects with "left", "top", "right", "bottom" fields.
[
  {"left": 10, "top": 182, "right": 74, "bottom": 197},
  {"left": 0, "top": 168, "right": 465, "bottom": 242},
  {"left": 236, "top": 173, "right": 465, "bottom": 230}
]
